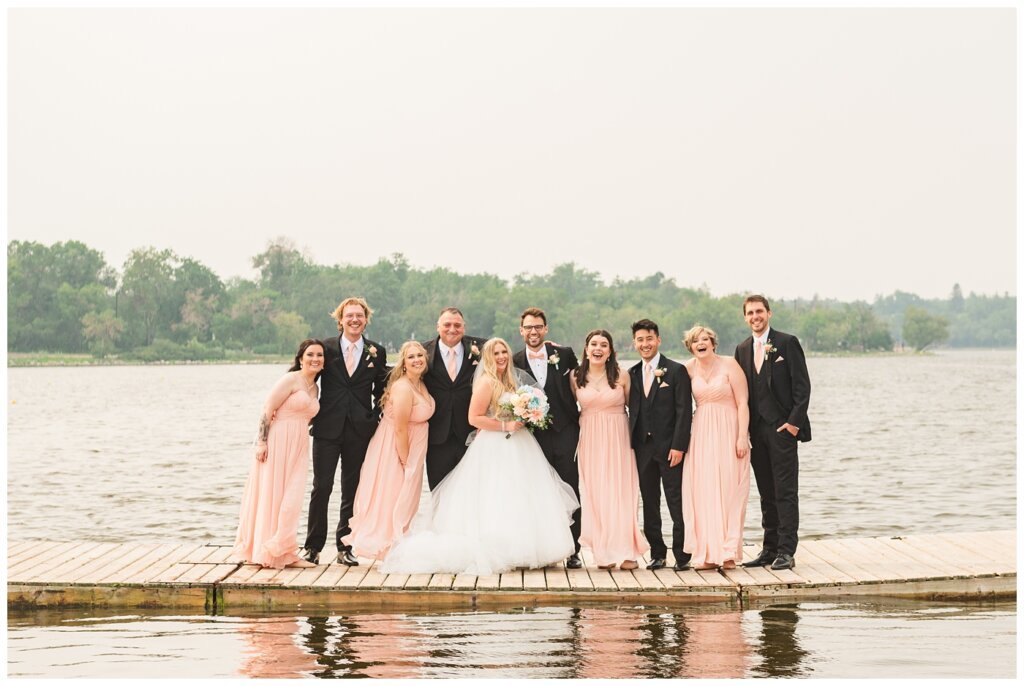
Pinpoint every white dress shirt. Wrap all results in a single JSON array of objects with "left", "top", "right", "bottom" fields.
[
  {"left": 439, "top": 340, "right": 464, "bottom": 376},
  {"left": 526, "top": 346, "right": 548, "bottom": 387}
]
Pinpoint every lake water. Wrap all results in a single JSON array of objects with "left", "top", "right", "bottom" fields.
[{"left": 5, "top": 349, "right": 1017, "bottom": 677}]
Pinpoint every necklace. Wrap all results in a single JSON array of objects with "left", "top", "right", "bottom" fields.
[{"left": 697, "top": 358, "right": 718, "bottom": 383}]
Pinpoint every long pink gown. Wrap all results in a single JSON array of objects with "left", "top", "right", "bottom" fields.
[
  {"left": 576, "top": 383, "right": 649, "bottom": 566},
  {"left": 682, "top": 367, "right": 750, "bottom": 567},
  {"left": 343, "top": 394, "right": 435, "bottom": 560},
  {"left": 231, "top": 388, "right": 318, "bottom": 569}
]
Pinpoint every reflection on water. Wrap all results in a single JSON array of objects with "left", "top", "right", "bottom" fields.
[{"left": 7, "top": 600, "right": 1015, "bottom": 678}]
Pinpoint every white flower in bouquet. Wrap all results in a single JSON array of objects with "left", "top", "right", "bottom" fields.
[{"left": 498, "top": 386, "right": 552, "bottom": 438}]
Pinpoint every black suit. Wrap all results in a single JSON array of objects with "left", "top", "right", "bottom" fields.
[
  {"left": 303, "top": 334, "right": 388, "bottom": 554},
  {"left": 734, "top": 328, "right": 811, "bottom": 558},
  {"left": 421, "top": 335, "right": 487, "bottom": 490},
  {"left": 513, "top": 343, "right": 582, "bottom": 552},
  {"left": 628, "top": 355, "right": 693, "bottom": 563}
]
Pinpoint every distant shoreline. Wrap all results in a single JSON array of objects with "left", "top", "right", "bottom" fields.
[{"left": 8, "top": 348, "right": 1009, "bottom": 368}]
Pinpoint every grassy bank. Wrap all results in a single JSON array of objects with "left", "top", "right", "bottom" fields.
[{"left": 7, "top": 352, "right": 292, "bottom": 367}]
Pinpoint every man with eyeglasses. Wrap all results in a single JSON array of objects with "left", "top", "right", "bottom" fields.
[{"left": 512, "top": 307, "right": 584, "bottom": 569}]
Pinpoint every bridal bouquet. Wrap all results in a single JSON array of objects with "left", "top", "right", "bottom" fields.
[{"left": 498, "top": 386, "right": 552, "bottom": 438}]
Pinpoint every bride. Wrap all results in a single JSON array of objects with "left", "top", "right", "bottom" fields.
[{"left": 381, "top": 337, "right": 579, "bottom": 576}]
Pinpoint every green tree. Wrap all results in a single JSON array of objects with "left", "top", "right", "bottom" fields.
[
  {"left": 902, "top": 306, "right": 949, "bottom": 351},
  {"left": 81, "top": 310, "right": 125, "bottom": 357}
]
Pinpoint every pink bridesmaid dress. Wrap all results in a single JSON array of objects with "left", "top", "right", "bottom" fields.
[
  {"left": 576, "top": 383, "right": 649, "bottom": 566},
  {"left": 682, "top": 368, "right": 750, "bottom": 567},
  {"left": 343, "top": 394, "right": 435, "bottom": 560},
  {"left": 231, "top": 388, "right": 319, "bottom": 569}
]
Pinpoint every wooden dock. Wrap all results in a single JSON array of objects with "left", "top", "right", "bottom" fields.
[{"left": 7, "top": 530, "right": 1015, "bottom": 611}]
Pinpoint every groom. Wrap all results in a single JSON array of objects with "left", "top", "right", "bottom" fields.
[
  {"left": 735, "top": 295, "right": 811, "bottom": 571},
  {"left": 628, "top": 318, "right": 693, "bottom": 571},
  {"left": 422, "top": 307, "right": 487, "bottom": 490},
  {"left": 301, "top": 296, "right": 388, "bottom": 566},
  {"left": 512, "top": 307, "right": 583, "bottom": 569}
]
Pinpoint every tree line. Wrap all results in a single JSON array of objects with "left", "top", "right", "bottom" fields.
[{"left": 7, "top": 239, "right": 1014, "bottom": 360}]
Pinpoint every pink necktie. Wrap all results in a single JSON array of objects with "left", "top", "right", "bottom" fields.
[
  {"left": 754, "top": 340, "right": 764, "bottom": 373},
  {"left": 345, "top": 345, "right": 357, "bottom": 375},
  {"left": 447, "top": 349, "right": 458, "bottom": 381},
  {"left": 528, "top": 351, "right": 545, "bottom": 360},
  {"left": 643, "top": 362, "right": 653, "bottom": 396}
]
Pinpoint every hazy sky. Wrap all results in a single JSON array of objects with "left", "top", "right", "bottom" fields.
[{"left": 7, "top": 7, "right": 1016, "bottom": 302}]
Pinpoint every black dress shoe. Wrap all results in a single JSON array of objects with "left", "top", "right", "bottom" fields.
[
  {"left": 742, "top": 550, "right": 776, "bottom": 568},
  {"left": 647, "top": 558, "right": 667, "bottom": 570},
  {"left": 770, "top": 554, "right": 795, "bottom": 570},
  {"left": 299, "top": 548, "right": 319, "bottom": 565},
  {"left": 566, "top": 553, "right": 583, "bottom": 569},
  {"left": 673, "top": 561, "right": 691, "bottom": 572},
  {"left": 337, "top": 549, "right": 359, "bottom": 566}
]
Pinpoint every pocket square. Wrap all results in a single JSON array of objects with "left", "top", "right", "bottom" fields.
[
  {"left": 367, "top": 362, "right": 374, "bottom": 368},
  {"left": 659, "top": 382, "right": 670, "bottom": 388},
  {"left": 774, "top": 356, "right": 784, "bottom": 363}
]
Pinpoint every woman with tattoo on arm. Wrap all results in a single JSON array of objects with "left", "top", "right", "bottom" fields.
[{"left": 230, "top": 339, "right": 324, "bottom": 569}]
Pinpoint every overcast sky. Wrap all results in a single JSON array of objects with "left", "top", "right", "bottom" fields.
[{"left": 7, "top": 7, "right": 1016, "bottom": 302}]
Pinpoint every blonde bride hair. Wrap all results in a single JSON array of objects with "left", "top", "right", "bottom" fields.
[
  {"left": 479, "top": 338, "right": 518, "bottom": 413},
  {"left": 380, "top": 340, "right": 427, "bottom": 408}
]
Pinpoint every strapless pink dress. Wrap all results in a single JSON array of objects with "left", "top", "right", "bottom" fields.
[
  {"left": 344, "top": 395, "right": 435, "bottom": 559},
  {"left": 231, "top": 388, "right": 318, "bottom": 569},
  {"left": 576, "top": 383, "right": 649, "bottom": 566}
]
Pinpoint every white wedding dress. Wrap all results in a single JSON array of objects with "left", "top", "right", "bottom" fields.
[{"left": 380, "top": 420, "right": 579, "bottom": 576}]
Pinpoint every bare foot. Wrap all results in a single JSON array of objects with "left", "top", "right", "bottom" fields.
[
  {"left": 286, "top": 559, "right": 317, "bottom": 568},
  {"left": 598, "top": 563, "right": 617, "bottom": 570},
  {"left": 694, "top": 563, "right": 719, "bottom": 571},
  {"left": 620, "top": 560, "right": 638, "bottom": 570},
  {"left": 722, "top": 560, "right": 736, "bottom": 570}
]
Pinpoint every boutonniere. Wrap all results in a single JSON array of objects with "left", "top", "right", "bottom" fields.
[
  {"left": 469, "top": 343, "right": 481, "bottom": 361},
  {"left": 764, "top": 340, "right": 777, "bottom": 360},
  {"left": 653, "top": 367, "right": 667, "bottom": 379},
  {"left": 365, "top": 345, "right": 378, "bottom": 362},
  {"left": 548, "top": 353, "right": 560, "bottom": 370}
]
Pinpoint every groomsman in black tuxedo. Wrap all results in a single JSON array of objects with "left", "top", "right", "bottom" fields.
[
  {"left": 627, "top": 319, "right": 693, "bottom": 571},
  {"left": 422, "top": 307, "right": 487, "bottom": 490},
  {"left": 300, "top": 297, "right": 388, "bottom": 566},
  {"left": 735, "top": 295, "right": 811, "bottom": 571},
  {"left": 512, "top": 307, "right": 583, "bottom": 569}
]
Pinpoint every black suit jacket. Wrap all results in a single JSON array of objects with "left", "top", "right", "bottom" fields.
[
  {"left": 734, "top": 328, "right": 812, "bottom": 442},
  {"left": 512, "top": 343, "right": 580, "bottom": 433},
  {"left": 310, "top": 334, "right": 388, "bottom": 441},
  {"left": 422, "top": 335, "right": 487, "bottom": 445},
  {"left": 627, "top": 355, "right": 693, "bottom": 468}
]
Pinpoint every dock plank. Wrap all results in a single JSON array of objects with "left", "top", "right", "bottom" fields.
[
  {"left": 7, "top": 541, "right": 60, "bottom": 571},
  {"left": 578, "top": 549, "right": 617, "bottom": 591},
  {"left": 801, "top": 539, "right": 885, "bottom": 583},
  {"left": 476, "top": 573, "right": 501, "bottom": 590},
  {"left": 282, "top": 564, "right": 329, "bottom": 588},
  {"left": 523, "top": 569, "right": 547, "bottom": 590},
  {"left": 544, "top": 566, "right": 571, "bottom": 591},
  {"left": 448, "top": 574, "right": 474, "bottom": 590},
  {"left": 894, "top": 534, "right": 996, "bottom": 577},
  {"left": 792, "top": 543, "right": 858, "bottom": 584},
  {"left": 381, "top": 574, "right": 410, "bottom": 589},
  {"left": 609, "top": 569, "right": 642, "bottom": 591},
  {"left": 63, "top": 543, "right": 142, "bottom": 584},
  {"left": 102, "top": 543, "right": 193, "bottom": 584},
  {"left": 500, "top": 570, "right": 524, "bottom": 590},
  {"left": 404, "top": 573, "right": 432, "bottom": 590},
  {"left": 357, "top": 561, "right": 388, "bottom": 589},
  {"left": 21, "top": 542, "right": 117, "bottom": 583},
  {"left": 310, "top": 564, "right": 350, "bottom": 588},
  {"left": 8, "top": 541, "right": 75, "bottom": 579}
]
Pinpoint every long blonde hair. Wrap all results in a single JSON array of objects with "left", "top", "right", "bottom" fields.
[
  {"left": 479, "top": 338, "right": 518, "bottom": 413},
  {"left": 380, "top": 340, "right": 427, "bottom": 408}
]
